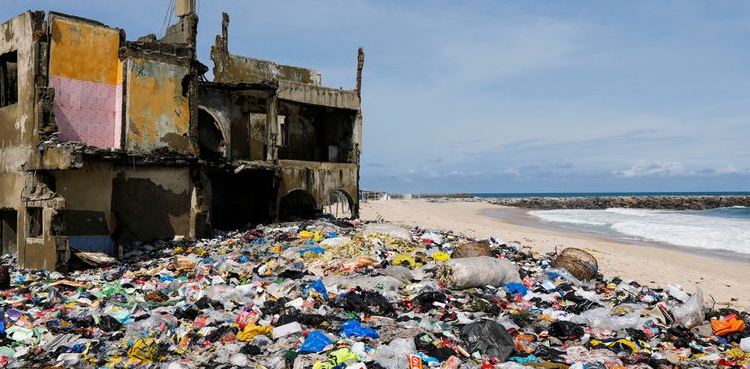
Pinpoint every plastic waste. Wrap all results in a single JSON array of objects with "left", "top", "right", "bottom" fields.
[
  {"left": 237, "top": 324, "right": 273, "bottom": 341},
  {"left": 340, "top": 320, "right": 379, "bottom": 338},
  {"left": 363, "top": 223, "right": 414, "bottom": 241},
  {"left": 383, "top": 265, "right": 414, "bottom": 283},
  {"left": 504, "top": 282, "right": 528, "bottom": 296},
  {"left": 320, "top": 236, "right": 352, "bottom": 248},
  {"left": 570, "top": 306, "right": 642, "bottom": 331},
  {"left": 373, "top": 337, "right": 416, "bottom": 368},
  {"left": 741, "top": 337, "right": 750, "bottom": 353},
  {"left": 461, "top": 320, "right": 515, "bottom": 361},
  {"left": 672, "top": 288, "right": 704, "bottom": 329},
  {"left": 665, "top": 283, "right": 690, "bottom": 303},
  {"left": 711, "top": 315, "right": 745, "bottom": 336},
  {"left": 439, "top": 256, "right": 521, "bottom": 289},
  {"left": 305, "top": 279, "right": 329, "bottom": 300},
  {"left": 323, "top": 275, "right": 404, "bottom": 296},
  {"left": 273, "top": 321, "right": 303, "bottom": 338},
  {"left": 300, "top": 331, "right": 333, "bottom": 353}
]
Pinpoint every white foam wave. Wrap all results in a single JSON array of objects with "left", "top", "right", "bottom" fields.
[
  {"left": 530, "top": 208, "right": 750, "bottom": 255},
  {"left": 528, "top": 210, "right": 607, "bottom": 226}
]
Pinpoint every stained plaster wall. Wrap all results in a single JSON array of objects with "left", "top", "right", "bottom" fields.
[
  {"left": 212, "top": 53, "right": 321, "bottom": 86},
  {"left": 48, "top": 14, "right": 123, "bottom": 149},
  {"left": 124, "top": 58, "right": 191, "bottom": 153},
  {"left": 0, "top": 12, "right": 39, "bottom": 175},
  {"left": 52, "top": 161, "right": 115, "bottom": 253},
  {"left": 18, "top": 175, "right": 67, "bottom": 271},
  {"left": 111, "top": 166, "right": 193, "bottom": 243},
  {"left": 0, "top": 12, "right": 68, "bottom": 269}
]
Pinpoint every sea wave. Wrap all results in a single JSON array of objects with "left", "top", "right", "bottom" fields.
[{"left": 529, "top": 207, "right": 750, "bottom": 255}]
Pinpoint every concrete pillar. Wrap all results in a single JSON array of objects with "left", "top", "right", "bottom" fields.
[{"left": 266, "top": 95, "right": 279, "bottom": 163}]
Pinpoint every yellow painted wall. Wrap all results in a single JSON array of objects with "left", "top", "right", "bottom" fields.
[
  {"left": 49, "top": 16, "right": 120, "bottom": 84},
  {"left": 125, "top": 58, "right": 191, "bottom": 152}
]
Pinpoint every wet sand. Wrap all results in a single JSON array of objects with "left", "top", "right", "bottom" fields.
[{"left": 360, "top": 198, "right": 750, "bottom": 309}]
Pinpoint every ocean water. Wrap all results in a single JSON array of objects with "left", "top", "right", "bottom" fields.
[
  {"left": 471, "top": 191, "right": 750, "bottom": 198},
  {"left": 528, "top": 207, "right": 750, "bottom": 255}
]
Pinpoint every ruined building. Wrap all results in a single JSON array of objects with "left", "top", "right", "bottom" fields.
[{"left": 0, "top": 2, "right": 364, "bottom": 270}]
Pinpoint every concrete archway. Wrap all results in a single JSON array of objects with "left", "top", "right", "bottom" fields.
[
  {"left": 197, "top": 108, "right": 226, "bottom": 159},
  {"left": 323, "top": 190, "right": 354, "bottom": 219},
  {"left": 279, "top": 189, "right": 317, "bottom": 221}
]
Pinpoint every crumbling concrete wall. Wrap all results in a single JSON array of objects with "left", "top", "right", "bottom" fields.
[
  {"left": 210, "top": 12, "right": 321, "bottom": 86},
  {"left": 213, "top": 54, "right": 322, "bottom": 85},
  {"left": 48, "top": 14, "right": 124, "bottom": 149},
  {"left": 278, "top": 160, "right": 359, "bottom": 217},
  {"left": 277, "top": 80, "right": 359, "bottom": 110},
  {"left": 52, "top": 161, "right": 116, "bottom": 254},
  {"left": 111, "top": 166, "right": 192, "bottom": 243},
  {"left": 124, "top": 58, "right": 191, "bottom": 152},
  {"left": 17, "top": 173, "right": 68, "bottom": 271},
  {"left": 0, "top": 12, "right": 40, "bottom": 174}
]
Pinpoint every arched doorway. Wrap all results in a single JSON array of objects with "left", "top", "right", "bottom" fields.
[
  {"left": 198, "top": 108, "right": 225, "bottom": 159},
  {"left": 323, "top": 190, "right": 354, "bottom": 219},
  {"left": 279, "top": 190, "right": 317, "bottom": 221}
]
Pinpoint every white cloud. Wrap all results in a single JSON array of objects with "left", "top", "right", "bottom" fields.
[{"left": 620, "top": 161, "right": 684, "bottom": 177}]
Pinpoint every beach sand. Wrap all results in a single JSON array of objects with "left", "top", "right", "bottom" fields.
[{"left": 360, "top": 198, "right": 750, "bottom": 309}]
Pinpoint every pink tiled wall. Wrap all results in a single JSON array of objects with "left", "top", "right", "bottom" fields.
[{"left": 50, "top": 77, "right": 121, "bottom": 149}]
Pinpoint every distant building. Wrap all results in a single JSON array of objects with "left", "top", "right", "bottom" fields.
[{"left": 0, "top": 1, "right": 364, "bottom": 270}]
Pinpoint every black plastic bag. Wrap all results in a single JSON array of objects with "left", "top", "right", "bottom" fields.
[
  {"left": 549, "top": 321, "right": 584, "bottom": 340},
  {"left": 174, "top": 304, "right": 199, "bottom": 321},
  {"left": 99, "top": 315, "right": 123, "bottom": 332},
  {"left": 460, "top": 320, "right": 514, "bottom": 361}
]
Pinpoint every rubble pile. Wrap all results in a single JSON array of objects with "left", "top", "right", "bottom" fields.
[{"left": 0, "top": 220, "right": 748, "bottom": 368}]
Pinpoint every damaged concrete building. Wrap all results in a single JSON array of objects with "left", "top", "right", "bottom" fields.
[{"left": 0, "top": 2, "right": 364, "bottom": 270}]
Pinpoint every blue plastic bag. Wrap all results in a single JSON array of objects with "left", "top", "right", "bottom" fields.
[
  {"left": 340, "top": 320, "right": 379, "bottom": 338},
  {"left": 299, "top": 331, "right": 333, "bottom": 352},
  {"left": 305, "top": 279, "right": 329, "bottom": 300},
  {"left": 504, "top": 282, "right": 528, "bottom": 296},
  {"left": 299, "top": 247, "right": 325, "bottom": 256}
]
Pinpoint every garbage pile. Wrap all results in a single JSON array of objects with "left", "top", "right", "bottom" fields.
[{"left": 1, "top": 219, "right": 749, "bottom": 368}]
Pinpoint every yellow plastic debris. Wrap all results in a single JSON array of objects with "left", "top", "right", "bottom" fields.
[
  {"left": 128, "top": 338, "right": 166, "bottom": 363},
  {"left": 392, "top": 253, "right": 417, "bottom": 267},
  {"left": 299, "top": 230, "right": 314, "bottom": 240},
  {"left": 432, "top": 252, "right": 450, "bottom": 261},
  {"left": 270, "top": 243, "right": 283, "bottom": 254},
  {"left": 237, "top": 324, "right": 273, "bottom": 342},
  {"left": 312, "top": 348, "right": 360, "bottom": 369}
]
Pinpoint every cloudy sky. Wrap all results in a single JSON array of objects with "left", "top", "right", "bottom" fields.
[{"left": 5, "top": 1, "right": 750, "bottom": 193}]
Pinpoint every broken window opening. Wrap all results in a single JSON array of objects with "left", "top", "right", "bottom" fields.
[
  {"left": 0, "top": 51, "right": 18, "bottom": 108},
  {"left": 278, "top": 115, "right": 288, "bottom": 147},
  {"left": 0, "top": 209, "right": 18, "bottom": 255},
  {"left": 26, "top": 207, "right": 43, "bottom": 238}
]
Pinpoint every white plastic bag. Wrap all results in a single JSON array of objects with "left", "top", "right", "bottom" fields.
[
  {"left": 383, "top": 265, "right": 413, "bottom": 284},
  {"left": 439, "top": 256, "right": 521, "bottom": 289},
  {"left": 373, "top": 337, "right": 415, "bottom": 368},
  {"left": 363, "top": 223, "right": 413, "bottom": 241},
  {"left": 672, "top": 288, "right": 704, "bottom": 329},
  {"left": 571, "top": 306, "right": 642, "bottom": 331}
]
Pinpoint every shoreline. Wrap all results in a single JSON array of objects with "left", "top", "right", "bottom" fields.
[
  {"left": 360, "top": 198, "right": 750, "bottom": 309},
  {"left": 481, "top": 207, "right": 750, "bottom": 265}
]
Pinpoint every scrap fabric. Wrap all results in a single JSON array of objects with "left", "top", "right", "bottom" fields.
[{"left": 0, "top": 220, "right": 748, "bottom": 368}]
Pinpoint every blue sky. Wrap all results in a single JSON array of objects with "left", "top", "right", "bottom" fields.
[{"left": 5, "top": 1, "right": 750, "bottom": 193}]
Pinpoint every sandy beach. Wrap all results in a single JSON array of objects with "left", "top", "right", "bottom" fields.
[{"left": 361, "top": 198, "right": 750, "bottom": 309}]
